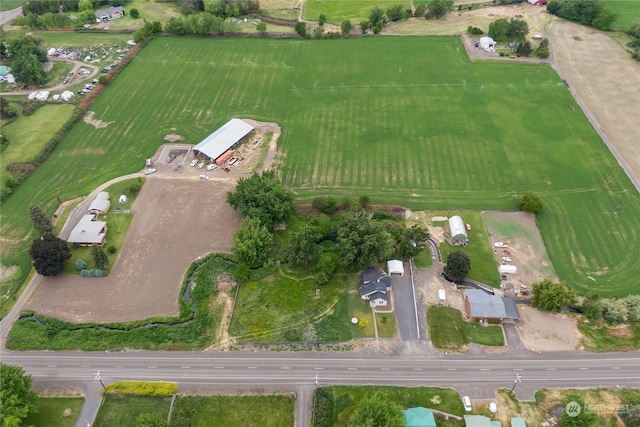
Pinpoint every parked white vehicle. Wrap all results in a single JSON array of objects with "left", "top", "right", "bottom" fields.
[
  {"left": 190, "top": 160, "right": 198, "bottom": 167},
  {"left": 197, "top": 162, "right": 205, "bottom": 169},
  {"left": 199, "top": 175, "right": 209, "bottom": 180},
  {"left": 144, "top": 168, "right": 156, "bottom": 175},
  {"left": 494, "top": 242, "right": 508, "bottom": 248},
  {"left": 206, "top": 164, "right": 216, "bottom": 170}
]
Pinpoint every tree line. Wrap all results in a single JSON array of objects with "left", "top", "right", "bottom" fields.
[{"left": 547, "top": 0, "right": 618, "bottom": 31}]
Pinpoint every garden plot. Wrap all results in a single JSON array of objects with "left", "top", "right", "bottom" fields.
[{"left": 26, "top": 177, "right": 242, "bottom": 323}]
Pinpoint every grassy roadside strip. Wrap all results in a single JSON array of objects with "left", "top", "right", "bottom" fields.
[{"left": 428, "top": 305, "right": 504, "bottom": 350}]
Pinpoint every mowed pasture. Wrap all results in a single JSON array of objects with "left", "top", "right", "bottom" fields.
[
  {"left": 303, "top": 0, "right": 411, "bottom": 24},
  {"left": 1, "top": 37, "right": 638, "bottom": 298}
]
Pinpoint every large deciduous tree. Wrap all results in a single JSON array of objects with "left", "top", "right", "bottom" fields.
[
  {"left": 444, "top": 251, "right": 470, "bottom": 280},
  {"left": 92, "top": 245, "right": 109, "bottom": 270},
  {"left": 285, "top": 225, "right": 320, "bottom": 267},
  {"left": 336, "top": 209, "right": 394, "bottom": 269},
  {"left": 349, "top": 391, "right": 405, "bottom": 427},
  {"left": 0, "top": 363, "right": 39, "bottom": 427},
  {"left": 29, "top": 204, "right": 53, "bottom": 236},
  {"left": 532, "top": 280, "right": 574, "bottom": 312},
  {"left": 341, "top": 19, "right": 353, "bottom": 35},
  {"left": 233, "top": 217, "right": 273, "bottom": 268},
  {"left": 226, "top": 170, "right": 294, "bottom": 227},
  {"left": 29, "top": 233, "right": 71, "bottom": 276},
  {"left": 400, "top": 224, "right": 430, "bottom": 258},
  {"left": 11, "top": 52, "right": 47, "bottom": 85},
  {"left": 426, "top": 0, "right": 453, "bottom": 19}
]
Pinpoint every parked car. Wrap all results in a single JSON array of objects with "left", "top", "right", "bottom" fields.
[
  {"left": 62, "top": 79, "right": 69, "bottom": 84},
  {"left": 199, "top": 174, "right": 209, "bottom": 180},
  {"left": 494, "top": 242, "right": 508, "bottom": 248},
  {"left": 190, "top": 160, "right": 198, "bottom": 167},
  {"left": 144, "top": 168, "right": 156, "bottom": 175},
  {"left": 197, "top": 162, "right": 205, "bottom": 169},
  {"left": 206, "top": 164, "right": 216, "bottom": 170}
]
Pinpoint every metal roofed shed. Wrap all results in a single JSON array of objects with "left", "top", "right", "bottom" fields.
[
  {"left": 88, "top": 192, "right": 110, "bottom": 214},
  {"left": 387, "top": 259, "right": 404, "bottom": 276},
  {"left": 193, "top": 119, "right": 254, "bottom": 163},
  {"left": 68, "top": 214, "right": 107, "bottom": 246},
  {"left": 511, "top": 417, "right": 527, "bottom": 427},
  {"left": 499, "top": 265, "right": 517, "bottom": 274},
  {"left": 404, "top": 407, "right": 437, "bottom": 427},
  {"left": 464, "top": 415, "right": 495, "bottom": 427},
  {"left": 447, "top": 215, "right": 469, "bottom": 246}
]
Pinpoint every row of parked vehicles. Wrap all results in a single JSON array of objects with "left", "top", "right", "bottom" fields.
[
  {"left": 77, "top": 79, "right": 99, "bottom": 95},
  {"left": 190, "top": 159, "right": 217, "bottom": 170}
]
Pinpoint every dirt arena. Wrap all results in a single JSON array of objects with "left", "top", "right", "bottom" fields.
[{"left": 27, "top": 177, "right": 242, "bottom": 323}]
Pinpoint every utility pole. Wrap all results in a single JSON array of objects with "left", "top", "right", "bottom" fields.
[
  {"left": 95, "top": 371, "right": 105, "bottom": 389},
  {"left": 509, "top": 373, "right": 522, "bottom": 395}
]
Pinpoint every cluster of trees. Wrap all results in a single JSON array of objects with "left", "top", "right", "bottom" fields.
[
  {"left": 0, "top": 97, "right": 17, "bottom": 120},
  {"left": 579, "top": 293, "right": 640, "bottom": 324},
  {"left": 425, "top": 0, "right": 454, "bottom": 19},
  {"left": 488, "top": 17, "right": 529, "bottom": 43},
  {"left": 16, "top": 0, "right": 128, "bottom": 29},
  {"left": 164, "top": 14, "right": 236, "bottom": 35},
  {"left": 444, "top": 251, "right": 471, "bottom": 280},
  {"left": 547, "top": 0, "right": 617, "bottom": 31},
  {"left": 1, "top": 34, "right": 48, "bottom": 85},
  {"left": 0, "top": 363, "right": 39, "bottom": 426},
  {"left": 203, "top": 0, "right": 260, "bottom": 18},
  {"left": 28, "top": 205, "right": 71, "bottom": 276},
  {"left": 519, "top": 191, "right": 544, "bottom": 214},
  {"left": 133, "top": 20, "right": 162, "bottom": 43},
  {"left": 627, "top": 22, "right": 640, "bottom": 61},
  {"left": 21, "top": 0, "right": 129, "bottom": 15},
  {"left": 349, "top": 392, "right": 405, "bottom": 426},
  {"left": 227, "top": 170, "right": 294, "bottom": 268}
]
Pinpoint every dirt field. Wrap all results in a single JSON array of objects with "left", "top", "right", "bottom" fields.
[
  {"left": 26, "top": 177, "right": 243, "bottom": 323},
  {"left": 483, "top": 211, "right": 558, "bottom": 292},
  {"left": 548, "top": 20, "right": 640, "bottom": 190},
  {"left": 517, "top": 305, "right": 577, "bottom": 351}
]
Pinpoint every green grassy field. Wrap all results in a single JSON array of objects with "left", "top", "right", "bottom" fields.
[
  {"left": 23, "top": 397, "right": 84, "bottom": 427},
  {"left": 321, "top": 385, "right": 463, "bottom": 426},
  {"left": 171, "top": 395, "right": 294, "bottom": 427},
  {"left": 94, "top": 395, "right": 171, "bottom": 427},
  {"left": 436, "top": 211, "right": 500, "bottom": 286},
  {"left": 0, "top": 104, "right": 76, "bottom": 191},
  {"left": 0, "top": 0, "right": 24, "bottom": 11},
  {"left": 602, "top": 0, "right": 640, "bottom": 30},
  {"left": 229, "top": 269, "right": 353, "bottom": 342},
  {"left": 1, "top": 37, "right": 638, "bottom": 299},
  {"left": 304, "top": 0, "right": 411, "bottom": 24}
]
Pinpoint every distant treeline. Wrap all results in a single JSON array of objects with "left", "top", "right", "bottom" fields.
[{"left": 547, "top": 0, "right": 617, "bottom": 31}]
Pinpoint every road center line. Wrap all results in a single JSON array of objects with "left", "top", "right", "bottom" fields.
[
  {"left": 280, "top": 367, "right": 291, "bottom": 370},
  {"left": 480, "top": 368, "right": 490, "bottom": 371},
  {"left": 47, "top": 365, "right": 56, "bottom": 368},
  {"left": 579, "top": 367, "right": 589, "bottom": 370},
  {"left": 413, "top": 368, "right": 424, "bottom": 371},
  {"left": 380, "top": 368, "right": 391, "bottom": 371},
  {"left": 214, "top": 366, "right": 224, "bottom": 369},
  {"left": 81, "top": 365, "right": 91, "bottom": 368},
  {"left": 611, "top": 367, "right": 621, "bottom": 370},
  {"left": 546, "top": 368, "right": 556, "bottom": 371},
  {"left": 347, "top": 368, "right": 357, "bottom": 371},
  {"left": 447, "top": 368, "right": 457, "bottom": 371},
  {"left": 147, "top": 366, "right": 157, "bottom": 369},
  {"left": 314, "top": 367, "right": 324, "bottom": 370},
  {"left": 247, "top": 366, "right": 257, "bottom": 369},
  {"left": 180, "top": 366, "right": 191, "bottom": 369},
  {"left": 114, "top": 365, "right": 123, "bottom": 368}
]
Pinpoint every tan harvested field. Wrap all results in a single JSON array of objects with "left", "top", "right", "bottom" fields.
[
  {"left": 385, "top": 4, "right": 544, "bottom": 36},
  {"left": 26, "top": 177, "right": 242, "bottom": 323},
  {"left": 548, "top": 20, "right": 640, "bottom": 190}
]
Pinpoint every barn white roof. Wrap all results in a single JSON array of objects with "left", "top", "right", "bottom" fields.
[
  {"left": 68, "top": 214, "right": 106, "bottom": 244},
  {"left": 193, "top": 119, "right": 254, "bottom": 161},
  {"left": 448, "top": 215, "right": 467, "bottom": 238}
]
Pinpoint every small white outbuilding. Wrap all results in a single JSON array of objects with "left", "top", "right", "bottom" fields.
[
  {"left": 479, "top": 36, "right": 496, "bottom": 52},
  {"left": 118, "top": 195, "right": 128, "bottom": 204},
  {"left": 387, "top": 260, "right": 404, "bottom": 276},
  {"left": 499, "top": 265, "right": 518, "bottom": 274}
]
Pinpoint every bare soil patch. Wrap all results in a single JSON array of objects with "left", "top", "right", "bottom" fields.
[
  {"left": 163, "top": 133, "right": 185, "bottom": 142},
  {"left": 83, "top": 111, "right": 114, "bottom": 129},
  {"left": 0, "top": 265, "right": 17, "bottom": 281},
  {"left": 516, "top": 305, "right": 577, "bottom": 351},
  {"left": 27, "top": 177, "right": 243, "bottom": 323},
  {"left": 548, "top": 20, "right": 640, "bottom": 189},
  {"left": 483, "top": 211, "right": 558, "bottom": 293}
]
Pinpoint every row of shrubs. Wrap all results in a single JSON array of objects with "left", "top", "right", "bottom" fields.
[
  {"left": 103, "top": 381, "right": 177, "bottom": 396},
  {"left": 80, "top": 269, "right": 106, "bottom": 277},
  {"left": 313, "top": 388, "right": 333, "bottom": 427}
]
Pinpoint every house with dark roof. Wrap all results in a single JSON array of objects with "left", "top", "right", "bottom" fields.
[
  {"left": 360, "top": 267, "right": 391, "bottom": 307},
  {"left": 464, "top": 289, "right": 520, "bottom": 321},
  {"left": 404, "top": 407, "right": 437, "bottom": 427},
  {"left": 95, "top": 6, "right": 124, "bottom": 21}
]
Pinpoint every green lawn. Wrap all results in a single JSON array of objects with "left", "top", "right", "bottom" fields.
[
  {"left": 0, "top": 0, "right": 24, "bottom": 11},
  {"left": 94, "top": 395, "right": 172, "bottom": 427},
  {"left": 463, "top": 321, "right": 504, "bottom": 346},
  {"left": 23, "top": 397, "right": 84, "bottom": 427},
  {"left": 229, "top": 268, "right": 352, "bottom": 342},
  {"left": 376, "top": 312, "right": 397, "bottom": 338},
  {"left": 602, "top": 0, "right": 640, "bottom": 30},
  {"left": 428, "top": 305, "right": 504, "bottom": 349},
  {"left": 414, "top": 248, "right": 433, "bottom": 268},
  {"left": 171, "top": 395, "right": 294, "bottom": 427},
  {"left": 348, "top": 289, "right": 376, "bottom": 338},
  {"left": 303, "top": 0, "right": 411, "bottom": 24},
  {"left": 321, "top": 386, "right": 463, "bottom": 427},
  {"left": 105, "top": 0, "right": 182, "bottom": 30},
  {"left": 0, "top": 104, "right": 76, "bottom": 191},
  {"left": 1, "top": 37, "right": 638, "bottom": 302},
  {"left": 437, "top": 211, "right": 500, "bottom": 286}
]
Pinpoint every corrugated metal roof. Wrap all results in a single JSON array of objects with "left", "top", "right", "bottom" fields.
[{"left": 193, "top": 119, "right": 254, "bottom": 161}]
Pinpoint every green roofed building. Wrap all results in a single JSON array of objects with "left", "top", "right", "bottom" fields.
[
  {"left": 511, "top": 417, "right": 527, "bottom": 427},
  {"left": 0, "top": 66, "right": 9, "bottom": 76},
  {"left": 464, "top": 415, "right": 494, "bottom": 427},
  {"left": 404, "top": 407, "right": 437, "bottom": 427}
]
